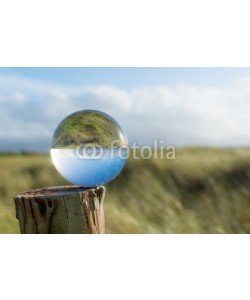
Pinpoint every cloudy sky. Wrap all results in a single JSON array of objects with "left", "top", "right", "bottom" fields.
[{"left": 0, "top": 67, "right": 250, "bottom": 152}]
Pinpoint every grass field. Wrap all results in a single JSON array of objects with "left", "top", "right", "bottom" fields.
[{"left": 0, "top": 148, "right": 250, "bottom": 233}]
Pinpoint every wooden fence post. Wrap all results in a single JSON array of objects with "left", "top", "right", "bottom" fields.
[{"left": 14, "top": 186, "right": 105, "bottom": 234}]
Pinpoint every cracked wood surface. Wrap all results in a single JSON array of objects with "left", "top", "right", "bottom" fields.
[{"left": 14, "top": 186, "right": 105, "bottom": 234}]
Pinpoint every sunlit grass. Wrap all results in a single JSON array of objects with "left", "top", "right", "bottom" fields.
[{"left": 0, "top": 147, "right": 250, "bottom": 233}]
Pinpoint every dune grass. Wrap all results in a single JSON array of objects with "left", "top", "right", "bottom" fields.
[
  {"left": 0, "top": 148, "right": 249, "bottom": 233},
  {"left": 52, "top": 110, "right": 124, "bottom": 148}
]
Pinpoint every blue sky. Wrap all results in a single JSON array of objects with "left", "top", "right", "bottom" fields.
[
  {"left": 1, "top": 67, "right": 250, "bottom": 88},
  {"left": 0, "top": 67, "right": 250, "bottom": 151}
]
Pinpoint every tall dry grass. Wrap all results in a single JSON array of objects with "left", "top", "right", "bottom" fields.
[{"left": 0, "top": 148, "right": 249, "bottom": 233}]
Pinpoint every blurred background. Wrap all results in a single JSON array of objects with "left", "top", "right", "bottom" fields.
[{"left": 0, "top": 67, "right": 250, "bottom": 233}]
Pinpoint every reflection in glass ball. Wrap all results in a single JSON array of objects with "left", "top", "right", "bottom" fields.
[{"left": 50, "top": 110, "right": 128, "bottom": 187}]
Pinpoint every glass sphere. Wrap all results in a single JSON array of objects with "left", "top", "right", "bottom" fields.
[{"left": 50, "top": 110, "right": 128, "bottom": 187}]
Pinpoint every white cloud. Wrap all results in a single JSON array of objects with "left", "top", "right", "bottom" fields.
[
  {"left": 78, "top": 85, "right": 132, "bottom": 112},
  {"left": 12, "top": 91, "right": 27, "bottom": 103},
  {"left": 0, "top": 73, "right": 249, "bottom": 151}
]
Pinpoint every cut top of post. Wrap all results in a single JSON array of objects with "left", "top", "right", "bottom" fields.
[{"left": 16, "top": 185, "right": 92, "bottom": 198}]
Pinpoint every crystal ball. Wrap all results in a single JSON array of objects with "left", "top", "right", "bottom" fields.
[{"left": 50, "top": 110, "right": 128, "bottom": 187}]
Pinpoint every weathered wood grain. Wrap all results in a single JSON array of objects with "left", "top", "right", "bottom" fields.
[{"left": 14, "top": 186, "right": 105, "bottom": 234}]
